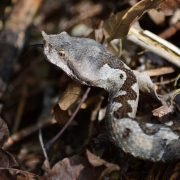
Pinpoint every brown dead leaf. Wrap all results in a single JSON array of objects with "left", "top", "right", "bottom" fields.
[
  {"left": 86, "top": 149, "right": 105, "bottom": 167},
  {"left": 152, "top": 105, "right": 174, "bottom": 118},
  {"left": 53, "top": 104, "right": 70, "bottom": 125},
  {"left": 103, "top": 0, "right": 165, "bottom": 40},
  {"left": 53, "top": 82, "right": 82, "bottom": 124},
  {"left": 0, "top": 168, "right": 38, "bottom": 180},
  {"left": 43, "top": 155, "right": 101, "bottom": 180},
  {"left": 0, "top": 149, "right": 17, "bottom": 168},
  {"left": 86, "top": 150, "right": 120, "bottom": 179},
  {"left": 43, "top": 151, "right": 120, "bottom": 180},
  {"left": 0, "top": 117, "right": 9, "bottom": 147},
  {"left": 58, "top": 82, "right": 82, "bottom": 111},
  {"left": 148, "top": 9, "right": 165, "bottom": 25}
]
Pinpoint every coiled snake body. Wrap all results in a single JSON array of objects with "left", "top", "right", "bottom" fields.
[{"left": 42, "top": 31, "right": 180, "bottom": 161}]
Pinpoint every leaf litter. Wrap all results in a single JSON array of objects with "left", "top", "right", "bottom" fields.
[{"left": 0, "top": 0, "right": 179, "bottom": 179}]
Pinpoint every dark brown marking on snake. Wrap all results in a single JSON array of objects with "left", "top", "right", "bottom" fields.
[
  {"left": 122, "top": 128, "right": 131, "bottom": 138},
  {"left": 48, "top": 43, "right": 53, "bottom": 54},
  {"left": 139, "top": 123, "right": 161, "bottom": 135},
  {"left": 100, "top": 56, "right": 137, "bottom": 119},
  {"left": 113, "top": 67, "right": 137, "bottom": 119}
]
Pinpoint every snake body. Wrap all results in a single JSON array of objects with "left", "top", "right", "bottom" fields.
[{"left": 42, "top": 31, "right": 180, "bottom": 161}]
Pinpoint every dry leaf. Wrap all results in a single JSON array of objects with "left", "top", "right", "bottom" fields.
[
  {"left": 43, "top": 155, "right": 100, "bottom": 180},
  {"left": 86, "top": 150, "right": 105, "bottom": 167},
  {"left": 145, "top": 67, "right": 175, "bottom": 77},
  {"left": 148, "top": 9, "right": 165, "bottom": 25},
  {"left": 53, "top": 104, "right": 70, "bottom": 125},
  {"left": 152, "top": 105, "right": 174, "bottom": 118},
  {"left": 58, "top": 82, "right": 82, "bottom": 111},
  {"left": 43, "top": 152, "right": 120, "bottom": 180},
  {"left": 0, "top": 149, "right": 17, "bottom": 168},
  {"left": 54, "top": 82, "right": 82, "bottom": 124},
  {"left": 0, "top": 168, "right": 38, "bottom": 180},
  {"left": 103, "top": 0, "right": 164, "bottom": 40},
  {"left": 86, "top": 150, "right": 120, "bottom": 179}
]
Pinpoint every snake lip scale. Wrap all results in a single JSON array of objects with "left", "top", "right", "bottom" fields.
[{"left": 42, "top": 31, "right": 180, "bottom": 162}]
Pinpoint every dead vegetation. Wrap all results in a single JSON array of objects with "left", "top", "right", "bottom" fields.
[{"left": 0, "top": 0, "right": 179, "bottom": 179}]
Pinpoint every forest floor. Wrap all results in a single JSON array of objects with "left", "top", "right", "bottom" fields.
[{"left": 0, "top": 0, "right": 179, "bottom": 179}]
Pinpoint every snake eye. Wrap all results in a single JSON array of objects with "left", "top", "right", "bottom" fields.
[
  {"left": 59, "top": 50, "right": 65, "bottom": 57},
  {"left": 119, "top": 73, "right": 124, "bottom": 79}
]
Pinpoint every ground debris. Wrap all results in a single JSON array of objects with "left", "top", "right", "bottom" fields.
[{"left": 0, "top": 0, "right": 179, "bottom": 179}]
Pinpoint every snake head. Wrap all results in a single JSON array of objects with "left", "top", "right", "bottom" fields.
[
  {"left": 42, "top": 31, "right": 76, "bottom": 79},
  {"left": 42, "top": 31, "right": 95, "bottom": 84},
  {"left": 42, "top": 31, "right": 127, "bottom": 90},
  {"left": 42, "top": 31, "right": 108, "bottom": 86}
]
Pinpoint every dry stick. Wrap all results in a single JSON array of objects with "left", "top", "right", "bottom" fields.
[
  {"left": 39, "top": 128, "right": 50, "bottom": 169},
  {"left": 159, "top": 21, "right": 180, "bottom": 39},
  {"left": 155, "top": 77, "right": 177, "bottom": 85},
  {"left": 4, "top": 119, "right": 51, "bottom": 149},
  {"left": 145, "top": 67, "right": 175, "bottom": 77},
  {"left": 45, "top": 87, "right": 91, "bottom": 150},
  {"left": 127, "top": 27, "right": 180, "bottom": 68}
]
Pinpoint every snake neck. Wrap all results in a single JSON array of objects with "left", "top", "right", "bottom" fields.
[
  {"left": 106, "top": 68, "right": 180, "bottom": 161},
  {"left": 108, "top": 67, "right": 139, "bottom": 121}
]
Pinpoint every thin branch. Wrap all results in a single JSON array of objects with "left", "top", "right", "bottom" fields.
[
  {"left": 39, "top": 128, "right": 50, "bottom": 169},
  {"left": 127, "top": 27, "right": 180, "bottom": 67},
  {"left": 4, "top": 119, "right": 51, "bottom": 149},
  {"left": 45, "top": 87, "right": 91, "bottom": 150}
]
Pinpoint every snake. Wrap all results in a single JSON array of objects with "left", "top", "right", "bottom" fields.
[{"left": 42, "top": 31, "right": 180, "bottom": 161}]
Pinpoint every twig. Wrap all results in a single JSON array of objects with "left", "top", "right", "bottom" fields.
[
  {"left": 39, "top": 128, "right": 50, "bottom": 169},
  {"left": 3, "top": 119, "right": 51, "bottom": 149},
  {"left": 145, "top": 67, "right": 175, "bottom": 77},
  {"left": 45, "top": 87, "right": 91, "bottom": 150},
  {"left": 155, "top": 77, "right": 177, "bottom": 85},
  {"left": 159, "top": 21, "right": 180, "bottom": 39},
  {"left": 127, "top": 27, "right": 180, "bottom": 67}
]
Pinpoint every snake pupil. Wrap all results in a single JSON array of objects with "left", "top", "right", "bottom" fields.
[{"left": 120, "top": 74, "right": 123, "bottom": 79}]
